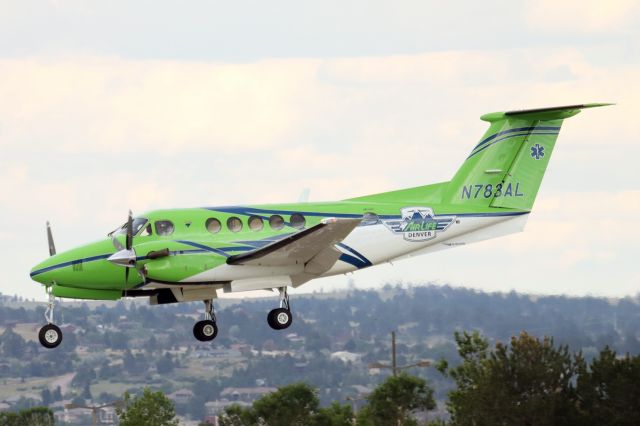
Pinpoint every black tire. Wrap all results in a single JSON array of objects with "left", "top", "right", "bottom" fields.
[
  {"left": 193, "top": 320, "right": 218, "bottom": 342},
  {"left": 267, "top": 310, "right": 276, "bottom": 329},
  {"left": 267, "top": 308, "right": 292, "bottom": 330},
  {"left": 192, "top": 322, "right": 203, "bottom": 341},
  {"left": 38, "top": 324, "right": 62, "bottom": 349}
]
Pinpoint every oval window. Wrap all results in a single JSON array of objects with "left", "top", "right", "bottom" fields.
[
  {"left": 206, "top": 218, "right": 221, "bottom": 234},
  {"left": 269, "top": 215, "right": 285, "bottom": 230},
  {"left": 227, "top": 217, "right": 243, "bottom": 233},
  {"left": 248, "top": 216, "right": 264, "bottom": 231},
  {"left": 290, "top": 213, "right": 306, "bottom": 229},
  {"left": 155, "top": 220, "right": 174, "bottom": 236}
]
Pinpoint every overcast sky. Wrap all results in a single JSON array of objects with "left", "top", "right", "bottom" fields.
[{"left": 1, "top": 0, "right": 639, "bottom": 300}]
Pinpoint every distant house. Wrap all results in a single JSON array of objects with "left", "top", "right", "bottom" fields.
[
  {"left": 230, "top": 343, "right": 252, "bottom": 355},
  {"left": 330, "top": 351, "right": 362, "bottom": 364},
  {"left": 98, "top": 406, "right": 118, "bottom": 425},
  {"left": 167, "top": 388, "right": 194, "bottom": 404},
  {"left": 190, "top": 346, "right": 242, "bottom": 359},
  {"left": 60, "top": 323, "right": 77, "bottom": 334},
  {"left": 0, "top": 402, "right": 10, "bottom": 412},
  {"left": 220, "top": 387, "right": 277, "bottom": 402},
  {"left": 294, "top": 361, "right": 309, "bottom": 373},
  {"left": 4, "top": 393, "right": 42, "bottom": 406}
]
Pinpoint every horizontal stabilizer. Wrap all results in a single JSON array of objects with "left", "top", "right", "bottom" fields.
[
  {"left": 227, "top": 218, "right": 361, "bottom": 267},
  {"left": 481, "top": 103, "right": 613, "bottom": 122}
]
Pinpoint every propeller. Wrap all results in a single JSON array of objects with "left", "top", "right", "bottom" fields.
[
  {"left": 46, "top": 221, "right": 56, "bottom": 256},
  {"left": 107, "top": 210, "right": 137, "bottom": 284}
]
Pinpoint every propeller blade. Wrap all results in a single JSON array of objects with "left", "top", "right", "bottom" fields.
[
  {"left": 112, "top": 236, "right": 124, "bottom": 251},
  {"left": 125, "top": 266, "right": 130, "bottom": 284},
  {"left": 126, "top": 210, "right": 133, "bottom": 251},
  {"left": 46, "top": 222, "right": 56, "bottom": 256}
]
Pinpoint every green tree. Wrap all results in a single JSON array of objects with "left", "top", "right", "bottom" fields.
[
  {"left": 40, "top": 389, "right": 51, "bottom": 406},
  {"left": 122, "top": 349, "right": 137, "bottom": 374},
  {"left": 0, "top": 407, "right": 54, "bottom": 426},
  {"left": 51, "top": 386, "right": 62, "bottom": 402},
  {"left": 444, "top": 331, "right": 580, "bottom": 426},
  {"left": 116, "top": 387, "right": 179, "bottom": 426},
  {"left": 156, "top": 352, "right": 175, "bottom": 374},
  {"left": 357, "top": 373, "right": 435, "bottom": 426},
  {"left": 218, "top": 383, "right": 323, "bottom": 426},
  {"left": 0, "top": 327, "right": 25, "bottom": 358},
  {"left": 576, "top": 346, "right": 640, "bottom": 425},
  {"left": 253, "top": 382, "right": 319, "bottom": 425},
  {"left": 218, "top": 404, "right": 258, "bottom": 426},
  {"left": 81, "top": 382, "right": 93, "bottom": 400},
  {"left": 313, "top": 402, "right": 353, "bottom": 426}
]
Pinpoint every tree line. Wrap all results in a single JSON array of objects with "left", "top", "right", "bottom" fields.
[{"left": 75, "top": 331, "right": 639, "bottom": 426}]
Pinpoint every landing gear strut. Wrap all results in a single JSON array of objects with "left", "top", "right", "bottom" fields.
[
  {"left": 193, "top": 299, "right": 218, "bottom": 342},
  {"left": 267, "top": 287, "right": 293, "bottom": 330},
  {"left": 39, "top": 289, "right": 62, "bottom": 349}
]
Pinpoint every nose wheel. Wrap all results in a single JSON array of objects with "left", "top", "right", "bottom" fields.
[
  {"left": 193, "top": 299, "right": 218, "bottom": 342},
  {"left": 267, "top": 287, "right": 293, "bottom": 330},
  {"left": 39, "top": 290, "right": 62, "bottom": 349}
]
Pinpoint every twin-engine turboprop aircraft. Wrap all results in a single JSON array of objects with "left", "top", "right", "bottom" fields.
[{"left": 30, "top": 104, "right": 609, "bottom": 348}]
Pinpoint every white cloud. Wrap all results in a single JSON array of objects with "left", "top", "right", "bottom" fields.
[
  {"left": 1, "top": 45, "right": 638, "bottom": 299},
  {"left": 525, "top": 0, "right": 640, "bottom": 33}
]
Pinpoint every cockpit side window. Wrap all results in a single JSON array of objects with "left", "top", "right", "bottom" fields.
[
  {"left": 140, "top": 223, "right": 153, "bottom": 237},
  {"left": 109, "top": 218, "right": 148, "bottom": 237},
  {"left": 155, "top": 220, "right": 175, "bottom": 236}
]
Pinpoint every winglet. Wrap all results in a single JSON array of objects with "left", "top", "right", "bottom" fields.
[{"left": 481, "top": 103, "right": 614, "bottom": 122}]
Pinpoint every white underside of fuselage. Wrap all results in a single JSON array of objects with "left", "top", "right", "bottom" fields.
[{"left": 166, "top": 213, "right": 529, "bottom": 292}]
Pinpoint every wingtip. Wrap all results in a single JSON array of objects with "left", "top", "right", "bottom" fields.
[{"left": 583, "top": 102, "right": 615, "bottom": 108}]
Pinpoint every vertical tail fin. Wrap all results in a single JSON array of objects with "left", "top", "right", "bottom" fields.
[{"left": 444, "top": 103, "right": 611, "bottom": 210}]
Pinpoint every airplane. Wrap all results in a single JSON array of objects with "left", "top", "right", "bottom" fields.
[{"left": 30, "top": 103, "right": 609, "bottom": 348}]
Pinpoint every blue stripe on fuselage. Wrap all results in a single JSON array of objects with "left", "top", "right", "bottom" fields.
[{"left": 30, "top": 212, "right": 528, "bottom": 277}]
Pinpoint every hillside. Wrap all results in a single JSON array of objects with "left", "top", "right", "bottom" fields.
[{"left": 0, "top": 284, "right": 639, "bottom": 423}]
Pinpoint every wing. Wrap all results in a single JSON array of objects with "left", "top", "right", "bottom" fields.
[{"left": 226, "top": 218, "right": 361, "bottom": 268}]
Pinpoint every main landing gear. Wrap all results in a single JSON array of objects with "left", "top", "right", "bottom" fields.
[
  {"left": 39, "top": 290, "right": 62, "bottom": 349},
  {"left": 193, "top": 299, "right": 218, "bottom": 342},
  {"left": 267, "top": 287, "right": 293, "bottom": 330}
]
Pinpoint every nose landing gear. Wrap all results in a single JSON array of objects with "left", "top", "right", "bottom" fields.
[
  {"left": 39, "top": 290, "right": 62, "bottom": 349},
  {"left": 193, "top": 299, "right": 218, "bottom": 342},
  {"left": 267, "top": 287, "right": 293, "bottom": 330}
]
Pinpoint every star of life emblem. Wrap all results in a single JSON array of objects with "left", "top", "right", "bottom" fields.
[
  {"left": 531, "top": 143, "right": 545, "bottom": 160},
  {"left": 383, "top": 207, "right": 455, "bottom": 242}
]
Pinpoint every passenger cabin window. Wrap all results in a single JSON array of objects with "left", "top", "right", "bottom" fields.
[
  {"left": 290, "top": 213, "right": 306, "bottom": 229},
  {"left": 269, "top": 215, "right": 284, "bottom": 230},
  {"left": 248, "top": 216, "right": 264, "bottom": 231},
  {"left": 227, "top": 217, "right": 243, "bottom": 233},
  {"left": 155, "top": 220, "right": 175, "bottom": 236},
  {"left": 206, "top": 218, "right": 221, "bottom": 234}
]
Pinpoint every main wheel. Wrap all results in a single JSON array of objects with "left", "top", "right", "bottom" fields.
[
  {"left": 193, "top": 320, "right": 218, "bottom": 342},
  {"left": 39, "top": 324, "right": 63, "bottom": 349},
  {"left": 267, "top": 308, "right": 292, "bottom": 330}
]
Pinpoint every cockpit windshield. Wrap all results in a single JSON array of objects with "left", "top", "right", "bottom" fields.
[{"left": 108, "top": 218, "right": 149, "bottom": 237}]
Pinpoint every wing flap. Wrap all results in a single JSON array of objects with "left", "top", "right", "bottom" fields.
[{"left": 226, "top": 218, "right": 361, "bottom": 267}]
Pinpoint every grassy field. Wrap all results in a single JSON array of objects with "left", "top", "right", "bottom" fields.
[
  {"left": 0, "top": 323, "right": 40, "bottom": 342},
  {"left": 0, "top": 376, "right": 54, "bottom": 400}
]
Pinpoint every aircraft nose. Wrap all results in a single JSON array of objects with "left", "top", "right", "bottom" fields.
[{"left": 30, "top": 258, "right": 57, "bottom": 285}]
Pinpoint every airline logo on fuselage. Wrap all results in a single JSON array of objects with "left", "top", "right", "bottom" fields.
[{"left": 383, "top": 207, "right": 455, "bottom": 242}]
